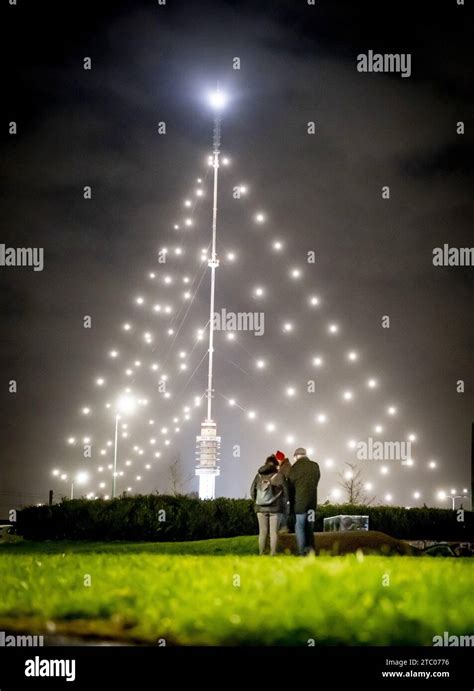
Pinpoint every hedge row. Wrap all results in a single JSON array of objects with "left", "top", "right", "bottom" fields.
[{"left": 14, "top": 495, "right": 473, "bottom": 542}]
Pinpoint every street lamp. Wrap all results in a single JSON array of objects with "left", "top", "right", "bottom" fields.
[
  {"left": 112, "top": 394, "right": 137, "bottom": 498},
  {"left": 71, "top": 471, "right": 89, "bottom": 500}
]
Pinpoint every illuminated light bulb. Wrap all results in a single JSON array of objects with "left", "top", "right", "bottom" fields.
[
  {"left": 387, "top": 406, "right": 397, "bottom": 415},
  {"left": 183, "top": 277, "right": 191, "bottom": 285},
  {"left": 273, "top": 240, "right": 283, "bottom": 251},
  {"left": 194, "top": 397, "right": 201, "bottom": 407},
  {"left": 61, "top": 473, "right": 68, "bottom": 481},
  {"left": 97, "top": 467, "right": 103, "bottom": 473},
  {"left": 183, "top": 291, "right": 191, "bottom": 300},
  {"left": 164, "top": 276, "right": 172, "bottom": 285},
  {"left": 143, "top": 333, "right": 152, "bottom": 342},
  {"left": 256, "top": 359, "right": 266, "bottom": 369},
  {"left": 109, "top": 350, "right": 119, "bottom": 358},
  {"left": 154, "top": 452, "right": 161, "bottom": 458},
  {"left": 149, "top": 272, "right": 156, "bottom": 279},
  {"left": 164, "top": 305, "right": 172, "bottom": 314},
  {"left": 173, "top": 224, "right": 179, "bottom": 230},
  {"left": 99, "top": 483, "right": 106, "bottom": 489},
  {"left": 164, "top": 392, "right": 171, "bottom": 399},
  {"left": 123, "top": 323, "right": 131, "bottom": 331},
  {"left": 175, "top": 427, "right": 180, "bottom": 433},
  {"left": 316, "top": 413, "right": 327, "bottom": 424},
  {"left": 67, "top": 437, "right": 76, "bottom": 445},
  {"left": 180, "top": 363, "right": 187, "bottom": 371},
  {"left": 405, "top": 458, "right": 414, "bottom": 467},
  {"left": 347, "top": 439, "right": 357, "bottom": 449},
  {"left": 309, "top": 296, "right": 320, "bottom": 306},
  {"left": 328, "top": 323, "right": 339, "bottom": 334},
  {"left": 222, "top": 157, "right": 230, "bottom": 166},
  {"left": 450, "top": 489, "right": 456, "bottom": 495},
  {"left": 437, "top": 490, "right": 446, "bottom": 500},
  {"left": 125, "top": 460, "right": 132, "bottom": 466},
  {"left": 184, "top": 414, "right": 190, "bottom": 420},
  {"left": 100, "top": 449, "right": 106, "bottom": 456},
  {"left": 364, "top": 482, "right": 373, "bottom": 491},
  {"left": 197, "top": 329, "right": 204, "bottom": 340},
  {"left": 125, "top": 369, "right": 133, "bottom": 376},
  {"left": 380, "top": 466, "right": 388, "bottom": 475},
  {"left": 107, "top": 441, "right": 113, "bottom": 447},
  {"left": 228, "top": 398, "right": 236, "bottom": 406},
  {"left": 153, "top": 304, "right": 162, "bottom": 312},
  {"left": 290, "top": 268, "right": 301, "bottom": 279},
  {"left": 52, "top": 469, "right": 60, "bottom": 477},
  {"left": 196, "top": 189, "right": 203, "bottom": 197},
  {"left": 313, "top": 356, "right": 323, "bottom": 367},
  {"left": 207, "top": 155, "right": 213, "bottom": 166},
  {"left": 208, "top": 89, "right": 228, "bottom": 110},
  {"left": 96, "top": 377, "right": 105, "bottom": 386},
  {"left": 184, "top": 199, "right": 192, "bottom": 207},
  {"left": 145, "top": 464, "right": 151, "bottom": 470},
  {"left": 286, "top": 387, "right": 296, "bottom": 397},
  {"left": 344, "top": 470, "right": 353, "bottom": 480},
  {"left": 134, "top": 360, "right": 141, "bottom": 367},
  {"left": 385, "top": 494, "right": 392, "bottom": 502},
  {"left": 247, "top": 411, "right": 256, "bottom": 420},
  {"left": 167, "top": 329, "right": 174, "bottom": 335},
  {"left": 343, "top": 390, "right": 353, "bottom": 401},
  {"left": 254, "top": 286, "right": 264, "bottom": 297},
  {"left": 226, "top": 252, "right": 235, "bottom": 261},
  {"left": 239, "top": 185, "right": 247, "bottom": 194},
  {"left": 429, "top": 461, "right": 437, "bottom": 469},
  {"left": 151, "top": 364, "right": 159, "bottom": 371},
  {"left": 331, "top": 488, "right": 342, "bottom": 500},
  {"left": 266, "top": 422, "right": 276, "bottom": 432},
  {"left": 226, "top": 333, "right": 235, "bottom": 341},
  {"left": 255, "top": 212, "right": 266, "bottom": 223},
  {"left": 161, "top": 375, "right": 168, "bottom": 382},
  {"left": 286, "top": 434, "right": 295, "bottom": 444},
  {"left": 413, "top": 491, "right": 421, "bottom": 499},
  {"left": 348, "top": 351, "right": 358, "bottom": 361},
  {"left": 183, "top": 407, "right": 190, "bottom": 413},
  {"left": 165, "top": 440, "right": 170, "bottom": 446},
  {"left": 136, "top": 475, "right": 142, "bottom": 481},
  {"left": 324, "top": 459, "right": 334, "bottom": 468},
  {"left": 283, "top": 322, "right": 293, "bottom": 332},
  {"left": 367, "top": 379, "right": 378, "bottom": 388},
  {"left": 136, "top": 297, "right": 144, "bottom": 305},
  {"left": 185, "top": 218, "right": 193, "bottom": 227},
  {"left": 83, "top": 437, "right": 91, "bottom": 444},
  {"left": 82, "top": 407, "right": 90, "bottom": 415},
  {"left": 374, "top": 425, "right": 383, "bottom": 434},
  {"left": 407, "top": 433, "right": 417, "bottom": 442},
  {"left": 174, "top": 247, "right": 182, "bottom": 256},
  {"left": 104, "top": 495, "right": 110, "bottom": 500},
  {"left": 105, "top": 403, "right": 111, "bottom": 409},
  {"left": 197, "top": 178, "right": 202, "bottom": 183}
]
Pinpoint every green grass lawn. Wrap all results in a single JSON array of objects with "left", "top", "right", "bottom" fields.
[{"left": 0, "top": 537, "right": 473, "bottom": 645}]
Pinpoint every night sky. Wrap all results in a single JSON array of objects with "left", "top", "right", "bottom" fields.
[{"left": 1, "top": 0, "right": 472, "bottom": 515}]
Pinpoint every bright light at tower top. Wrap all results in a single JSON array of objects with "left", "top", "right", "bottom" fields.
[{"left": 208, "top": 89, "right": 228, "bottom": 111}]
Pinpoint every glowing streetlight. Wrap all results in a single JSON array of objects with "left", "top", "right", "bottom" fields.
[
  {"left": 208, "top": 89, "right": 227, "bottom": 111},
  {"left": 112, "top": 395, "right": 137, "bottom": 498},
  {"left": 70, "top": 471, "right": 89, "bottom": 500}
]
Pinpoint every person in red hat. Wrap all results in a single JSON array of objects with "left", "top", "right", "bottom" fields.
[{"left": 275, "top": 450, "right": 292, "bottom": 533}]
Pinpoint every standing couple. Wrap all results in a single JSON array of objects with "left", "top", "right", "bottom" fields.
[{"left": 250, "top": 447, "right": 321, "bottom": 556}]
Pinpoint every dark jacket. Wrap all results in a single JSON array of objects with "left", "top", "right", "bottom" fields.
[
  {"left": 250, "top": 462, "right": 289, "bottom": 514},
  {"left": 277, "top": 458, "right": 292, "bottom": 479},
  {"left": 289, "top": 456, "right": 321, "bottom": 514}
]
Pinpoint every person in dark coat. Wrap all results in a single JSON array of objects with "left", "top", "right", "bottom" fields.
[
  {"left": 288, "top": 447, "right": 321, "bottom": 555},
  {"left": 275, "top": 450, "right": 292, "bottom": 532},
  {"left": 250, "top": 455, "right": 289, "bottom": 555}
]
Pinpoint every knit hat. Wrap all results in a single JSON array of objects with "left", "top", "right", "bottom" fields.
[
  {"left": 275, "top": 450, "right": 285, "bottom": 462},
  {"left": 293, "top": 447, "right": 307, "bottom": 457}
]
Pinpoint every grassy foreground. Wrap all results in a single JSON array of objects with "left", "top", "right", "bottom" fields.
[{"left": 0, "top": 538, "right": 473, "bottom": 645}]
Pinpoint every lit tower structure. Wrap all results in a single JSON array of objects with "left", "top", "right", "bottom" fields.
[{"left": 195, "top": 89, "right": 227, "bottom": 499}]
